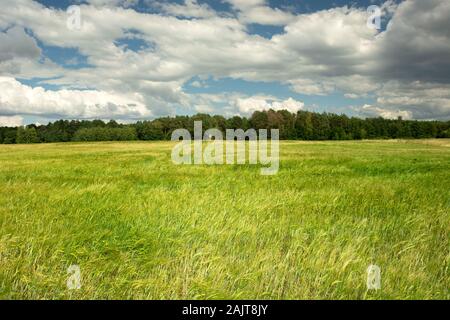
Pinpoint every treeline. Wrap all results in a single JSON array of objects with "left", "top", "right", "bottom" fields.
[{"left": 1, "top": 110, "right": 450, "bottom": 144}]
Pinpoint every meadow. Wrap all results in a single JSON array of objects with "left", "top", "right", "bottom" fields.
[{"left": 0, "top": 140, "right": 449, "bottom": 299}]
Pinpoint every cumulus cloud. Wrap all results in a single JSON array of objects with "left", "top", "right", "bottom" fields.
[
  {"left": 156, "top": 0, "right": 217, "bottom": 19},
  {"left": 356, "top": 81, "right": 450, "bottom": 121},
  {"left": 0, "top": 115, "right": 24, "bottom": 127},
  {"left": 83, "top": 0, "right": 139, "bottom": 8},
  {"left": 236, "top": 96, "right": 304, "bottom": 115},
  {"left": 225, "top": 0, "right": 295, "bottom": 25},
  {"left": 357, "top": 104, "right": 412, "bottom": 120},
  {"left": 373, "top": 0, "right": 450, "bottom": 84},
  {"left": 0, "top": 77, "right": 150, "bottom": 119},
  {"left": 0, "top": 0, "right": 449, "bottom": 121},
  {"left": 0, "top": 26, "right": 45, "bottom": 76},
  {"left": 0, "top": 26, "right": 41, "bottom": 62},
  {"left": 373, "top": 81, "right": 450, "bottom": 120},
  {"left": 288, "top": 79, "right": 335, "bottom": 96}
]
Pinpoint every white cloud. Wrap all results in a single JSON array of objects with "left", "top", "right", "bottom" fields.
[
  {"left": 83, "top": 0, "right": 139, "bottom": 8},
  {"left": 0, "top": 26, "right": 49, "bottom": 77},
  {"left": 191, "top": 81, "right": 202, "bottom": 88},
  {"left": 344, "top": 93, "right": 361, "bottom": 99},
  {"left": 0, "top": 77, "right": 150, "bottom": 119},
  {"left": 358, "top": 104, "right": 412, "bottom": 120},
  {"left": 373, "top": 81, "right": 450, "bottom": 120},
  {"left": 0, "top": 26, "right": 41, "bottom": 62},
  {"left": 0, "top": 115, "right": 23, "bottom": 127},
  {"left": 288, "top": 79, "right": 335, "bottom": 96},
  {"left": 194, "top": 104, "right": 214, "bottom": 113},
  {"left": 373, "top": 0, "right": 450, "bottom": 84},
  {"left": 157, "top": 0, "right": 217, "bottom": 19},
  {"left": 236, "top": 96, "right": 304, "bottom": 114},
  {"left": 0, "top": 0, "right": 449, "bottom": 120},
  {"left": 225, "top": 0, "right": 294, "bottom": 26}
]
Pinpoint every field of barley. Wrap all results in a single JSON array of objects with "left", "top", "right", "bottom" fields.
[{"left": 0, "top": 140, "right": 449, "bottom": 299}]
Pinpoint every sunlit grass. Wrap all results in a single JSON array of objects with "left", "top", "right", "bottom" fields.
[{"left": 0, "top": 140, "right": 449, "bottom": 299}]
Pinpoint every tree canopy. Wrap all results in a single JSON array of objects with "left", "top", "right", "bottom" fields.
[{"left": 1, "top": 110, "right": 449, "bottom": 144}]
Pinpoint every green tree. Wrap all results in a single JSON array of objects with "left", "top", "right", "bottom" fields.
[
  {"left": 16, "top": 127, "right": 39, "bottom": 144},
  {"left": 295, "top": 111, "right": 314, "bottom": 140},
  {"left": 250, "top": 111, "right": 269, "bottom": 130},
  {"left": 136, "top": 121, "right": 164, "bottom": 140},
  {"left": 1, "top": 128, "right": 17, "bottom": 144},
  {"left": 72, "top": 127, "right": 137, "bottom": 142}
]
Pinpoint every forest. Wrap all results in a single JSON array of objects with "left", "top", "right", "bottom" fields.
[{"left": 1, "top": 109, "right": 450, "bottom": 144}]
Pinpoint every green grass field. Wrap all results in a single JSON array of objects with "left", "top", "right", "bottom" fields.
[{"left": 0, "top": 140, "right": 449, "bottom": 299}]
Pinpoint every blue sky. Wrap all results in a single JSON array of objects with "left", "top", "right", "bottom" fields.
[
  {"left": 35, "top": 0, "right": 390, "bottom": 12},
  {"left": 1, "top": 0, "right": 449, "bottom": 126}
]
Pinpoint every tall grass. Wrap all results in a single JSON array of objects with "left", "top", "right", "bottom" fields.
[{"left": 0, "top": 140, "right": 449, "bottom": 299}]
